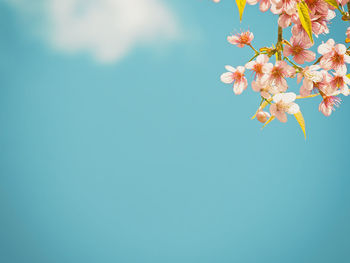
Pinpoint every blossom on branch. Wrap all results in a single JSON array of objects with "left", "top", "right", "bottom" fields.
[
  {"left": 318, "top": 39, "right": 350, "bottom": 72},
  {"left": 270, "top": 92, "right": 300, "bottom": 123},
  {"left": 261, "top": 61, "right": 295, "bottom": 92},
  {"left": 214, "top": 0, "right": 350, "bottom": 137},
  {"left": 220, "top": 66, "right": 248, "bottom": 95},
  {"left": 283, "top": 36, "right": 316, "bottom": 64},
  {"left": 227, "top": 31, "right": 254, "bottom": 48}
]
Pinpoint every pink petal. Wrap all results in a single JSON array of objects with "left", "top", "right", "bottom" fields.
[
  {"left": 293, "top": 54, "right": 305, "bottom": 64},
  {"left": 269, "top": 103, "right": 278, "bottom": 116},
  {"left": 260, "top": 0, "right": 271, "bottom": 12},
  {"left": 303, "top": 50, "right": 316, "bottom": 62},
  {"left": 233, "top": 78, "right": 247, "bottom": 95},
  {"left": 275, "top": 110, "right": 287, "bottom": 122},
  {"left": 251, "top": 80, "right": 261, "bottom": 92},
  {"left": 283, "top": 46, "right": 293, "bottom": 57},
  {"left": 297, "top": 73, "right": 303, "bottom": 84},
  {"left": 319, "top": 102, "right": 332, "bottom": 116}
]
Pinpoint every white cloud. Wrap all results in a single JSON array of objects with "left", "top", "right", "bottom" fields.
[{"left": 7, "top": 0, "right": 181, "bottom": 63}]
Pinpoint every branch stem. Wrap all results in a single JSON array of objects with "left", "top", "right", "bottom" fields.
[
  {"left": 248, "top": 44, "right": 259, "bottom": 54},
  {"left": 283, "top": 56, "right": 302, "bottom": 70},
  {"left": 276, "top": 25, "right": 283, "bottom": 61}
]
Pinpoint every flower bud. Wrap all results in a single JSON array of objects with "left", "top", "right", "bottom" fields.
[{"left": 256, "top": 111, "right": 270, "bottom": 123}]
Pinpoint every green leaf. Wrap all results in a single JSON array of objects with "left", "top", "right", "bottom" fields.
[
  {"left": 323, "top": 0, "right": 339, "bottom": 9},
  {"left": 346, "top": 74, "right": 350, "bottom": 79},
  {"left": 235, "top": 0, "right": 246, "bottom": 22},
  {"left": 297, "top": 1, "right": 313, "bottom": 43},
  {"left": 294, "top": 111, "right": 306, "bottom": 139},
  {"left": 261, "top": 116, "right": 275, "bottom": 129}
]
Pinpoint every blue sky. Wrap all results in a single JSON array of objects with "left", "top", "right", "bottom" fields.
[{"left": 0, "top": 1, "right": 350, "bottom": 263}]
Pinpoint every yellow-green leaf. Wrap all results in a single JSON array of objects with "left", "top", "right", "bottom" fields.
[
  {"left": 346, "top": 74, "right": 350, "bottom": 79},
  {"left": 297, "top": 1, "right": 313, "bottom": 43},
  {"left": 261, "top": 116, "right": 275, "bottom": 129},
  {"left": 323, "top": 0, "right": 339, "bottom": 9},
  {"left": 235, "top": 0, "right": 246, "bottom": 22},
  {"left": 294, "top": 111, "right": 306, "bottom": 139},
  {"left": 296, "top": 93, "right": 320, "bottom": 99}
]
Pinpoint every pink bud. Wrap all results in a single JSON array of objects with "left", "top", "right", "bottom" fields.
[{"left": 256, "top": 111, "right": 270, "bottom": 123}]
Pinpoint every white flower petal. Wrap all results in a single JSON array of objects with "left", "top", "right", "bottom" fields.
[
  {"left": 236, "top": 66, "right": 245, "bottom": 73},
  {"left": 335, "top": 44, "right": 346, "bottom": 55},
  {"left": 256, "top": 54, "right": 269, "bottom": 64},
  {"left": 273, "top": 93, "right": 283, "bottom": 103},
  {"left": 262, "top": 63, "right": 273, "bottom": 73},
  {"left": 286, "top": 103, "right": 300, "bottom": 114},
  {"left": 318, "top": 42, "right": 332, "bottom": 55},
  {"left": 245, "top": 61, "right": 255, "bottom": 70},
  {"left": 220, "top": 72, "right": 234, "bottom": 84},
  {"left": 225, "top": 65, "right": 236, "bottom": 72},
  {"left": 282, "top": 92, "right": 296, "bottom": 103},
  {"left": 341, "top": 86, "right": 350, "bottom": 96}
]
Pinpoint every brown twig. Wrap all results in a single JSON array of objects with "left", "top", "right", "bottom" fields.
[{"left": 276, "top": 25, "right": 283, "bottom": 61}]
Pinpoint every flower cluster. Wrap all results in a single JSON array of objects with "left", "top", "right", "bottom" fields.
[{"left": 213, "top": 0, "right": 350, "bottom": 137}]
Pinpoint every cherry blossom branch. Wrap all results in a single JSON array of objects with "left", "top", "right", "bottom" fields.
[
  {"left": 313, "top": 56, "right": 323, "bottom": 65},
  {"left": 216, "top": 0, "right": 350, "bottom": 137},
  {"left": 276, "top": 25, "right": 283, "bottom": 61},
  {"left": 248, "top": 43, "right": 259, "bottom": 54}
]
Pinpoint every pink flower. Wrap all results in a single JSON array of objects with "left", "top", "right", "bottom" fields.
[
  {"left": 227, "top": 31, "right": 254, "bottom": 48},
  {"left": 315, "top": 70, "right": 333, "bottom": 95},
  {"left": 318, "top": 39, "right": 350, "bottom": 72},
  {"left": 256, "top": 111, "right": 271, "bottom": 123},
  {"left": 292, "top": 13, "right": 333, "bottom": 39},
  {"left": 305, "top": 0, "right": 329, "bottom": 16},
  {"left": 220, "top": 65, "right": 248, "bottom": 95},
  {"left": 311, "top": 12, "right": 335, "bottom": 35},
  {"left": 318, "top": 75, "right": 342, "bottom": 116},
  {"left": 291, "top": 24, "right": 311, "bottom": 42},
  {"left": 270, "top": 0, "right": 297, "bottom": 15},
  {"left": 297, "top": 65, "right": 323, "bottom": 96},
  {"left": 270, "top": 92, "right": 300, "bottom": 122},
  {"left": 283, "top": 36, "right": 316, "bottom": 64},
  {"left": 245, "top": 54, "right": 269, "bottom": 80},
  {"left": 261, "top": 61, "right": 296, "bottom": 92},
  {"left": 319, "top": 96, "right": 341, "bottom": 116},
  {"left": 278, "top": 13, "right": 297, "bottom": 28},
  {"left": 329, "top": 68, "right": 350, "bottom": 96},
  {"left": 247, "top": 0, "right": 271, "bottom": 12},
  {"left": 251, "top": 80, "right": 279, "bottom": 99}
]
